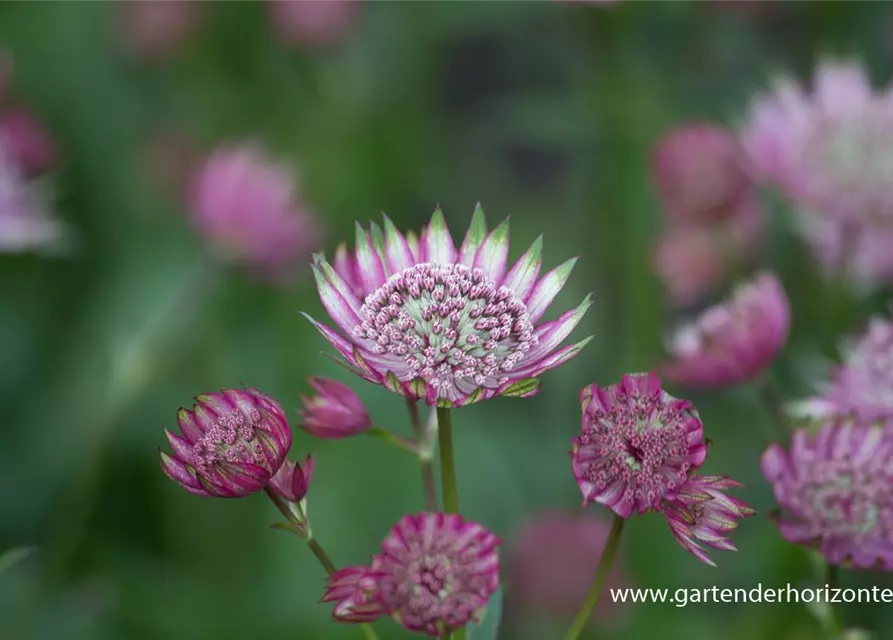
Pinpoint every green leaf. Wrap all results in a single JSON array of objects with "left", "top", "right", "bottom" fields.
[
  {"left": 468, "top": 585, "right": 503, "bottom": 640},
  {"left": 0, "top": 546, "right": 37, "bottom": 577},
  {"left": 500, "top": 378, "right": 540, "bottom": 398}
]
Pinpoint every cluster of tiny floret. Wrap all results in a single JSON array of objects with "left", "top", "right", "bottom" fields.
[{"left": 191, "top": 407, "right": 267, "bottom": 475}]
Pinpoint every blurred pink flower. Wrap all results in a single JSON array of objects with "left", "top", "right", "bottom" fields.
[
  {"left": 651, "top": 122, "right": 751, "bottom": 224},
  {"left": 652, "top": 194, "right": 765, "bottom": 307},
  {"left": 797, "top": 214, "right": 893, "bottom": 287},
  {"left": 0, "top": 107, "right": 56, "bottom": 177},
  {"left": 662, "top": 272, "right": 790, "bottom": 388},
  {"left": 119, "top": 0, "right": 204, "bottom": 59},
  {"left": 507, "top": 510, "right": 629, "bottom": 622},
  {"left": 188, "top": 142, "right": 321, "bottom": 279},
  {"left": 299, "top": 377, "right": 372, "bottom": 439},
  {"left": 267, "top": 0, "right": 359, "bottom": 47}
]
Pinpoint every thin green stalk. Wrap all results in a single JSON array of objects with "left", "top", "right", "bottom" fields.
[
  {"left": 757, "top": 377, "right": 791, "bottom": 443},
  {"left": 563, "top": 514, "right": 626, "bottom": 640},
  {"left": 407, "top": 399, "right": 438, "bottom": 511},
  {"left": 264, "top": 488, "right": 380, "bottom": 640},
  {"left": 367, "top": 427, "right": 420, "bottom": 455},
  {"left": 436, "top": 407, "right": 459, "bottom": 514},
  {"left": 823, "top": 563, "right": 842, "bottom": 639}
]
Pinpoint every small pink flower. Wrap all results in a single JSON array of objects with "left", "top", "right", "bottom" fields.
[
  {"left": 267, "top": 0, "right": 359, "bottom": 47},
  {"left": 507, "top": 510, "right": 629, "bottom": 622},
  {"left": 320, "top": 565, "right": 386, "bottom": 623},
  {"left": 118, "top": 0, "right": 204, "bottom": 59},
  {"left": 761, "top": 420, "right": 893, "bottom": 569},
  {"left": 0, "top": 107, "right": 56, "bottom": 176},
  {"left": 660, "top": 475, "right": 756, "bottom": 567},
  {"left": 267, "top": 454, "right": 315, "bottom": 504},
  {"left": 188, "top": 142, "right": 320, "bottom": 279},
  {"left": 306, "top": 206, "right": 592, "bottom": 407},
  {"left": 365, "top": 512, "right": 501, "bottom": 637},
  {"left": 797, "top": 215, "right": 893, "bottom": 287},
  {"left": 662, "top": 272, "right": 790, "bottom": 388},
  {"left": 159, "top": 388, "right": 292, "bottom": 498},
  {"left": 571, "top": 372, "right": 707, "bottom": 518},
  {"left": 651, "top": 122, "right": 751, "bottom": 224},
  {"left": 652, "top": 194, "right": 765, "bottom": 307},
  {"left": 299, "top": 377, "right": 371, "bottom": 439}
]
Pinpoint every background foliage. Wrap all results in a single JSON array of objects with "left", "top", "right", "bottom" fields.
[{"left": 2, "top": 2, "right": 893, "bottom": 639}]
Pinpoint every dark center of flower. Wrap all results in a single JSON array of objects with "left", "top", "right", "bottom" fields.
[
  {"left": 577, "top": 388, "right": 696, "bottom": 508},
  {"left": 793, "top": 460, "right": 893, "bottom": 541},
  {"left": 353, "top": 263, "right": 536, "bottom": 394},
  {"left": 191, "top": 406, "right": 268, "bottom": 476}
]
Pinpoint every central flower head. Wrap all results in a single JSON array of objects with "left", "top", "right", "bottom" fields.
[
  {"left": 353, "top": 262, "right": 536, "bottom": 394},
  {"left": 368, "top": 512, "right": 501, "bottom": 637},
  {"left": 305, "top": 206, "right": 592, "bottom": 407},
  {"left": 761, "top": 421, "right": 893, "bottom": 568},
  {"left": 571, "top": 372, "right": 707, "bottom": 518}
]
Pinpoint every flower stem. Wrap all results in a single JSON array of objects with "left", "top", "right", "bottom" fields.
[
  {"left": 563, "top": 514, "right": 626, "bottom": 640},
  {"left": 823, "top": 563, "right": 843, "bottom": 638},
  {"left": 367, "top": 426, "right": 420, "bottom": 455},
  {"left": 757, "top": 377, "right": 791, "bottom": 443},
  {"left": 264, "top": 488, "right": 379, "bottom": 640},
  {"left": 437, "top": 407, "right": 459, "bottom": 514},
  {"left": 407, "top": 399, "right": 438, "bottom": 511}
]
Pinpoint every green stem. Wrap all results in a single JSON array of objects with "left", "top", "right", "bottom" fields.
[
  {"left": 823, "top": 564, "right": 842, "bottom": 638},
  {"left": 367, "top": 427, "right": 420, "bottom": 455},
  {"left": 437, "top": 407, "right": 459, "bottom": 514},
  {"left": 757, "top": 378, "right": 791, "bottom": 443},
  {"left": 407, "top": 399, "right": 438, "bottom": 511},
  {"left": 264, "top": 488, "right": 379, "bottom": 640},
  {"left": 563, "top": 514, "right": 626, "bottom": 640}
]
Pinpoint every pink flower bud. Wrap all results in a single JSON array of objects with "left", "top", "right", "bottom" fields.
[
  {"left": 299, "top": 378, "right": 371, "bottom": 439},
  {"left": 118, "top": 0, "right": 204, "bottom": 60},
  {"left": 267, "top": 0, "right": 359, "bottom": 47},
  {"left": 0, "top": 107, "right": 56, "bottom": 176},
  {"left": 159, "top": 388, "right": 292, "bottom": 498},
  {"left": 267, "top": 454, "right": 315, "bottom": 504}
]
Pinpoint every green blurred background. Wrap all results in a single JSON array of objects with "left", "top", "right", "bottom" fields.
[{"left": 2, "top": 1, "right": 893, "bottom": 638}]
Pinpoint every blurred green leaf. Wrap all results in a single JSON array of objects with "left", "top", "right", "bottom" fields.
[{"left": 469, "top": 585, "right": 503, "bottom": 640}]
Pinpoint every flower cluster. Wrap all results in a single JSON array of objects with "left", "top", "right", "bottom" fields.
[{"left": 571, "top": 372, "right": 755, "bottom": 566}]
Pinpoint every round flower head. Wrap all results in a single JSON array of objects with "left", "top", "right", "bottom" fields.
[
  {"left": 651, "top": 122, "right": 751, "bottom": 224},
  {"left": 321, "top": 565, "right": 386, "bottom": 623},
  {"left": 741, "top": 58, "right": 893, "bottom": 228},
  {"left": 305, "top": 205, "right": 592, "bottom": 407},
  {"left": 662, "top": 272, "right": 790, "bottom": 388},
  {"left": 299, "top": 377, "right": 371, "bottom": 439},
  {"left": 366, "top": 512, "right": 501, "bottom": 637},
  {"left": 571, "top": 372, "right": 708, "bottom": 518},
  {"left": 761, "top": 420, "right": 893, "bottom": 569},
  {"left": 798, "top": 316, "right": 893, "bottom": 427},
  {"left": 660, "top": 475, "right": 756, "bottom": 567},
  {"left": 160, "top": 388, "right": 292, "bottom": 498},
  {"left": 507, "top": 510, "right": 629, "bottom": 622},
  {"left": 653, "top": 195, "right": 765, "bottom": 307},
  {"left": 267, "top": 0, "right": 359, "bottom": 47},
  {"left": 188, "top": 142, "right": 320, "bottom": 279}
]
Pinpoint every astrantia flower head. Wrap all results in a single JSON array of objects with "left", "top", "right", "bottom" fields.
[
  {"left": 662, "top": 272, "right": 790, "bottom": 388},
  {"left": 651, "top": 122, "right": 751, "bottom": 224},
  {"left": 661, "top": 475, "right": 756, "bottom": 567},
  {"left": 188, "top": 142, "right": 320, "bottom": 279},
  {"left": 321, "top": 565, "right": 386, "bottom": 623},
  {"left": 366, "top": 512, "right": 501, "bottom": 637},
  {"left": 305, "top": 206, "right": 592, "bottom": 407},
  {"left": 299, "top": 377, "right": 372, "bottom": 439},
  {"left": 798, "top": 316, "right": 893, "bottom": 427},
  {"left": 160, "top": 388, "right": 292, "bottom": 498},
  {"left": 761, "top": 420, "right": 893, "bottom": 569},
  {"left": 742, "top": 58, "right": 893, "bottom": 227},
  {"left": 571, "top": 372, "right": 708, "bottom": 518}
]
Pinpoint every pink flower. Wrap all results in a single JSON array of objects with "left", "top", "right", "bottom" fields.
[
  {"left": 660, "top": 475, "right": 756, "bottom": 567},
  {"left": 267, "top": 454, "right": 315, "bottom": 503},
  {"left": 364, "top": 512, "right": 501, "bottom": 637},
  {"left": 651, "top": 122, "right": 752, "bottom": 224},
  {"left": 0, "top": 107, "right": 56, "bottom": 177},
  {"left": 652, "top": 194, "right": 765, "bottom": 307},
  {"left": 571, "top": 372, "right": 707, "bottom": 518},
  {"left": 299, "top": 377, "right": 371, "bottom": 439},
  {"left": 761, "top": 420, "right": 893, "bottom": 569},
  {"left": 118, "top": 0, "right": 204, "bottom": 59},
  {"left": 661, "top": 272, "right": 790, "bottom": 388},
  {"left": 507, "top": 510, "right": 629, "bottom": 621},
  {"left": 797, "top": 215, "right": 893, "bottom": 287},
  {"left": 188, "top": 143, "right": 320, "bottom": 279},
  {"left": 320, "top": 565, "right": 386, "bottom": 623},
  {"left": 305, "top": 206, "right": 592, "bottom": 407},
  {"left": 159, "top": 388, "right": 292, "bottom": 498},
  {"left": 267, "top": 0, "right": 359, "bottom": 47}
]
